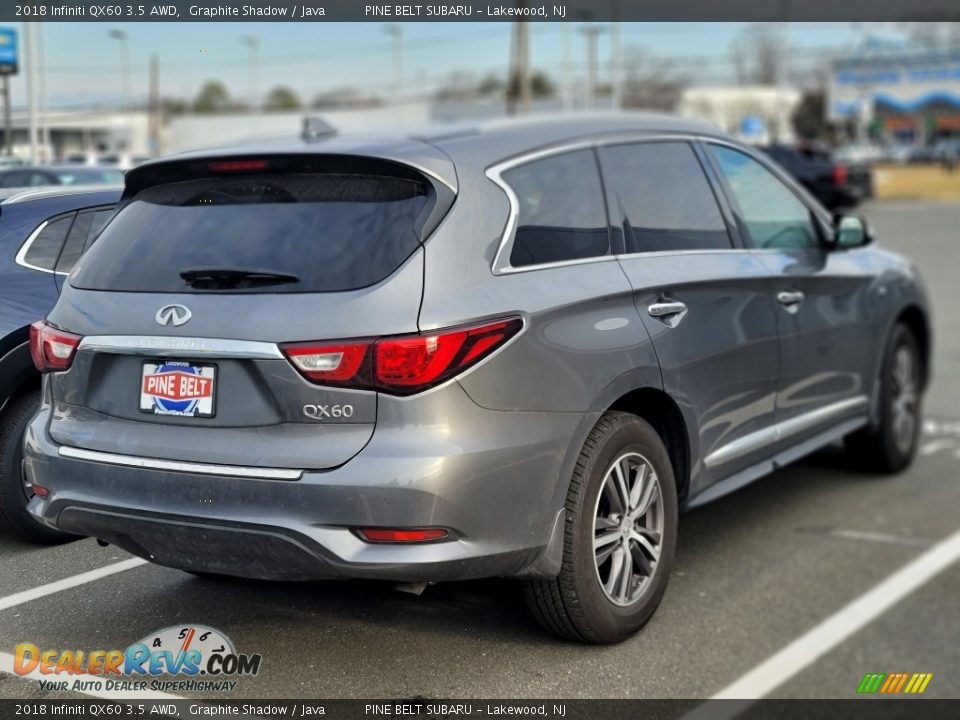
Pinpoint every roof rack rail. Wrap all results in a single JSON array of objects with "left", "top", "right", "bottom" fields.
[{"left": 301, "top": 116, "right": 338, "bottom": 142}]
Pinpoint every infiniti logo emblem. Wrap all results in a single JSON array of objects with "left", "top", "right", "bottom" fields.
[{"left": 155, "top": 304, "right": 192, "bottom": 327}]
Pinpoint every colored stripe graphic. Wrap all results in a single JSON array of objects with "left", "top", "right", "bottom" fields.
[
  {"left": 857, "top": 672, "right": 932, "bottom": 694},
  {"left": 857, "top": 673, "right": 886, "bottom": 693}
]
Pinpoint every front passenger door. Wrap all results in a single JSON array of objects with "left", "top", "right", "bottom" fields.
[
  {"left": 706, "top": 144, "right": 875, "bottom": 452},
  {"left": 598, "top": 140, "right": 781, "bottom": 499}
]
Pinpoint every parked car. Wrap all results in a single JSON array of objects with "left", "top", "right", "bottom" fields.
[
  {"left": 0, "top": 166, "right": 125, "bottom": 189},
  {"left": 0, "top": 185, "right": 121, "bottom": 542},
  {"left": 759, "top": 143, "right": 873, "bottom": 209},
  {"left": 23, "top": 116, "right": 930, "bottom": 643}
]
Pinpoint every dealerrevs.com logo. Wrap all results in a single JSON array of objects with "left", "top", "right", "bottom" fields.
[{"left": 14, "top": 624, "right": 261, "bottom": 693}]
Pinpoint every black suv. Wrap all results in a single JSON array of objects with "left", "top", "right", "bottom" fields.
[
  {"left": 759, "top": 143, "right": 873, "bottom": 209},
  {"left": 0, "top": 186, "right": 121, "bottom": 542}
]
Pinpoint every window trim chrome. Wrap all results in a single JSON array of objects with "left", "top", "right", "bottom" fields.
[
  {"left": 59, "top": 445, "right": 303, "bottom": 480},
  {"left": 78, "top": 335, "right": 284, "bottom": 360},
  {"left": 703, "top": 395, "right": 869, "bottom": 469},
  {"left": 486, "top": 132, "right": 835, "bottom": 275},
  {"left": 14, "top": 219, "right": 70, "bottom": 276}
]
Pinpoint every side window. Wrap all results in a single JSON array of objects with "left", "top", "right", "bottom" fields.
[
  {"left": 710, "top": 145, "right": 819, "bottom": 250},
  {"left": 21, "top": 213, "right": 76, "bottom": 272},
  {"left": 54, "top": 206, "right": 116, "bottom": 273},
  {"left": 598, "top": 141, "right": 731, "bottom": 253},
  {"left": 2, "top": 172, "right": 28, "bottom": 188},
  {"left": 85, "top": 208, "right": 115, "bottom": 250},
  {"left": 501, "top": 149, "right": 609, "bottom": 268}
]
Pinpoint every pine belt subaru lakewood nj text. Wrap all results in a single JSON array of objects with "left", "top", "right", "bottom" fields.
[{"left": 23, "top": 115, "right": 931, "bottom": 644}]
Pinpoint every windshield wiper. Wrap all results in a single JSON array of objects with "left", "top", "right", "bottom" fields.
[{"left": 179, "top": 268, "right": 301, "bottom": 289}]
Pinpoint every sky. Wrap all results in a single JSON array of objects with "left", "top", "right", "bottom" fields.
[{"left": 1, "top": 21, "right": 906, "bottom": 109}]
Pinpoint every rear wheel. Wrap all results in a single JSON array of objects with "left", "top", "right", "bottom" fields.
[
  {"left": 0, "top": 390, "right": 77, "bottom": 544},
  {"left": 524, "top": 412, "right": 678, "bottom": 644},
  {"left": 845, "top": 323, "right": 923, "bottom": 473}
]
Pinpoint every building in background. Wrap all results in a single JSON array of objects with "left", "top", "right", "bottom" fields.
[
  {"left": 677, "top": 85, "right": 801, "bottom": 143},
  {"left": 829, "top": 38, "right": 960, "bottom": 145}
]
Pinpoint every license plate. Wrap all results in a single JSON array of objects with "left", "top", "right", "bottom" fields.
[{"left": 140, "top": 361, "right": 216, "bottom": 417}]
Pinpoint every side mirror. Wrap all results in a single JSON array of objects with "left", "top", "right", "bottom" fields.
[{"left": 833, "top": 214, "right": 873, "bottom": 249}]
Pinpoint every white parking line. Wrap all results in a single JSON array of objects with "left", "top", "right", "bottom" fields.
[
  {"left": 0, "top": 651, "right": 182, "bottom": 700},
  {"left": 0, "top": 558, "right": 147, "bottom": 612},
  {"left": 709, "top": 527, "right": 960, "bottom": 701}
]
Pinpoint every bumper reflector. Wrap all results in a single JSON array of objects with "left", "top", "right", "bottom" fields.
[{"left": 358, "top": 528, "right": 449, "bottom": 543}]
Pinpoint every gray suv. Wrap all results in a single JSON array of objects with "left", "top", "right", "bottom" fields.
[{"left": 24, "top": 116, "right": 931, "bottom": 643}]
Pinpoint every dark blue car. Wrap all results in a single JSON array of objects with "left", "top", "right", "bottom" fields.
[{"left": 0, "top": 185, "right": 121, "bottom": 542}]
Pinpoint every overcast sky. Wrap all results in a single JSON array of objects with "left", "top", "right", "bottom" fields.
[{"left": 2, "top": 22, "right": 902, "bottom": 109}]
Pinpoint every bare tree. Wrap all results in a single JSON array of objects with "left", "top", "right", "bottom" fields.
[
  {"left": 620, "top": 47, "right": 689, "bottom": 111},
  {"left": 730, "top": 23, "right": 784, "bottom": 85}
]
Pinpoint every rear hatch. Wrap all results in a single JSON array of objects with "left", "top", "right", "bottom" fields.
[{"left": 45, "top": 152, "right": 453, "bottom": 470}]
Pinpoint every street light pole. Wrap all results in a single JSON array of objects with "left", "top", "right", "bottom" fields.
[
  {"left": 108, "top": 30, "right": 130, "bottom": 110},
  {"left": 241, "top": 35, "right": 259, "bottom": 113},
  {"left": 581, "top": 24, "right": 604, "bottom": 110},
  {"left": 38, "top": 23, "right": 48, "bottom": 161},
  {"left": 108, "top": 29, "right": 131, "bottom": 154},
  {"left": 23, "top": 23, "right": 37, "bottom": 164},
  {"left": 383, "top": 25, "right": 403, "bottom": 105}
]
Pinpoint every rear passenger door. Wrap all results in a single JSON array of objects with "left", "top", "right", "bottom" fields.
[{"left": 598, "top": 139, "right": 781, "bottom": 498}]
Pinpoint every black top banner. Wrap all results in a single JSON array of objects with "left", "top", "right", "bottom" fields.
[{"left": 5, "top": 0, "right": 960, "bottom": 22}]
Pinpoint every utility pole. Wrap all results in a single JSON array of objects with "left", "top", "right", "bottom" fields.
[
  {"left": 562, "top": 23, "right": 573, "bottom": 111},
  {"left": 507, "top": 19, "right": 530, "bottom": 116},
  {"left": 2, "top": 75, "right": 10, "bottom": 156},
  {"left": 610, "top": 13, "right": 623, "bottom": 110},
  {"left": 241, "top": 34, "right": 259, "bottom": 113},
  {"left": 108, "top": 29, "right": 131, "bottom": 152},
  {"left": 37, "top": 23, "right": 47, "bottom": 161},
  {"left": 384, "top": 25, "right": 403, "bottom": 105},
  {"left": 24, "top": 23, "right": 37, "bottom": 164},
  {"left": 581, "top": 24, "right": 604, "bottom": 110},
  {"left": 148, "top": 53, "right": 159, "bottom": 157}
]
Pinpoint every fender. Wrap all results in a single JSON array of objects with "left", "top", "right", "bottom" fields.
[{"left": 0, "top": 340, "right": 37, "bottom": 415}]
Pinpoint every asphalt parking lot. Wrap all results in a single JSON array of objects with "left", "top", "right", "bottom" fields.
[{"left": 1, "top": 199, "right": 958, "bottom": 701}]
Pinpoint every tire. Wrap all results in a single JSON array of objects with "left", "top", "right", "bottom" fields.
[
  {"left": 0, "top": 390, "right": 77, "bottom": 544},
  {"left": 524, "top": 411, "right": 678, "bottom": 644},
  {"left": 845, "top": 323, "right": 923, "bottom": 474}
]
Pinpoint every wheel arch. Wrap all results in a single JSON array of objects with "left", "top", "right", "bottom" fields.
[
  {"left": 607, "top": 387, "right": 692, "bottom": 503},
  {"left": 0, "top": 335, "right": 40, "bottom": 416}
]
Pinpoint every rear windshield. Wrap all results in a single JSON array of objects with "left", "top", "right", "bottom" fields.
[{"left": 69, "top": 172, "right": 430, "bottom": 293}]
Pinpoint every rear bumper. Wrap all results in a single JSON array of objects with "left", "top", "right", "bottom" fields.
[{"left": 24, "top": 383, "right": 588, "bottom": 582}]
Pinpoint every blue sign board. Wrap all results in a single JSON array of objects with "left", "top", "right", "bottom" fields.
[{"left": 0, "top": 27, "right": 17, "bottom": 76}]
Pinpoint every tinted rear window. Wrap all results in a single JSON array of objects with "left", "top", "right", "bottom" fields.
[{"left": 70, "top": 173, "right": 430, "bottom": 293}]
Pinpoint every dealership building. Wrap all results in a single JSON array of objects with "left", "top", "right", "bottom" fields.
[{"left": 829, "top": 40, "right": 960, "bottom": 144}]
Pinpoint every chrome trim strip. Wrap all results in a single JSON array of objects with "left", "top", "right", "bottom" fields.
[
  {"left": 78, "top": 335, "right": 284, "bottom": 359},
  {"left": 59, "top": 446, "right": 303, "bottom": 480},
  {"left": 703, "top": 396, "right": 869, "bottom": 469},
  {"left": 15, "top": 220, "right": 70, "bottom": 276}
]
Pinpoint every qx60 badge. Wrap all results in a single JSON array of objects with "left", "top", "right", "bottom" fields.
[{"left": 156, "top": 304, "right": 192, "bottom": 327}]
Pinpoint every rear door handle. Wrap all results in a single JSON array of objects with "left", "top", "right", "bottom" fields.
[
  {"left": 777, "top": 290, "right": 805, "bottom": 306},
  {"left": 647, "top": 301, "right": 688, "bottom": 318}
]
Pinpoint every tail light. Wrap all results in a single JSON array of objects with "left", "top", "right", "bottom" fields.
[
  {"left": 833, "top": 164, "right": 848, "bottom": 186},
  {"left": 29, "top": 320, "right": 82, "bottom": 373},
  {"left": 281, "top": 317, "right": 522, "bottom": 395}
]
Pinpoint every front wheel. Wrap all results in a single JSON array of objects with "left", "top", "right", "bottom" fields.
[
  {"left": 845, "top": 323, "right": 923, "bottom": 473},
  {"left": 524, "top": 412, "right": 678, "bottom": 644}
]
